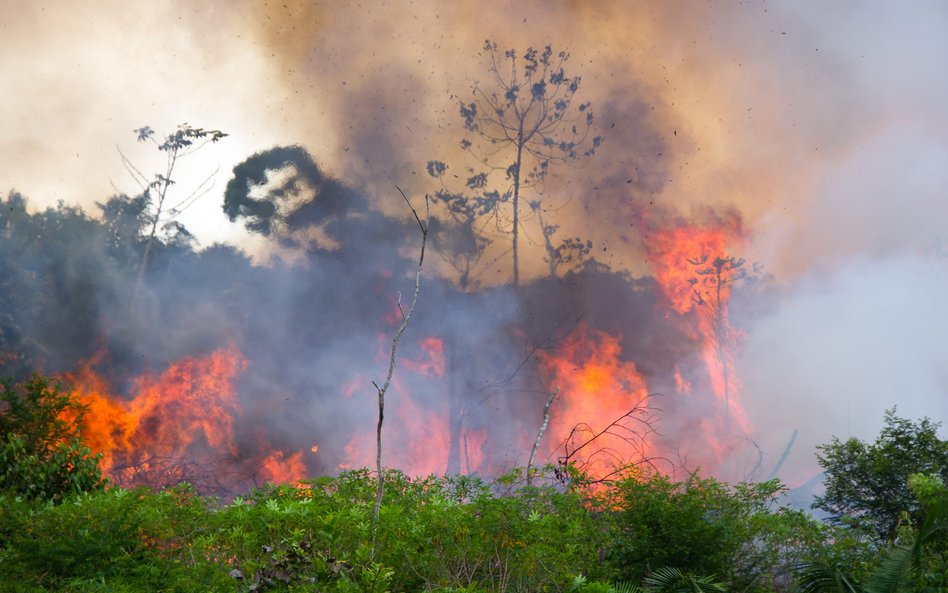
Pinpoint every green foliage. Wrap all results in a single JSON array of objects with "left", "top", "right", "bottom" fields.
[
  {"left": 1, "top": 458, "right": 942, "bottom": 593},
  {"left": 813, "top": 409, "right": 948, "bottom": 542},
  {"left": 642, "top": 567, "right": 727, "bottom": 592},
  {"left": 793, "top": 412, "right": 948, "bottom": 592},
  {"left": 795, "top": 562, "right": 864, "bottom": 593},
  {"left": 605, "top": 471, "right": 819, "bottom": 591},
  {"left": 0, "top": 374, "right": 105, "bottom": 501},
  {"left": 0, "top": 485, "right": 228, "bottom": 592},
  {"left": 376, "top": 469, "right": 603, "bottom": 592}
]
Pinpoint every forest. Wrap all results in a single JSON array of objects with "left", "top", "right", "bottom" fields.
[
  {"left": 0, "top": 32, "right": 946, "bottom": 592},
  {"left": 0, "top": 126, "right": 944, "bottom": 591}
]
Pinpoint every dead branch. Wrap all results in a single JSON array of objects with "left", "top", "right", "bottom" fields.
[
  {"left": 372, "top": 190, "right": 430, "bottom": 537},
  {"left": 766, "top": 428, "right": 798, "bottom": 481},
  {"left": 555, "top": 394, "right": 670, "bottom": 484},
  {"left": 527, "top": 387, "right": 558, "bottom": 487}
]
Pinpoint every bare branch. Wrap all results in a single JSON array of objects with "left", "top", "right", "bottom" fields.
[{"left": 372, "top": 192, "right": 430, "bottom": 540}]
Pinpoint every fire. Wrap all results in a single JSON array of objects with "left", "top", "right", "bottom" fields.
[
  {"left": 64, "top": 346, "right": 247, "bottom": 478},
  {"left": 537, "top": 323, "right": 655, "bottom": 480},
  {"left": 646, "top": 225, "right": 735, "bottom": 315},
  {"left": 645, "top": 221, "right": 753, "bottom": 446},
  {"left": 337, "top": 368, "right": 451, "bottom": 475},
  {"left": 338, "top": 335, "right": 488, "bottom": 476},
  {"left": 259, "top": 450, "right": 307, "bottom": 485},
  {"left": 673, "top": 367, "right": 691, "bottom": 395},
  {"left": 401, "top": 337, "right": 446, "bottom": 377}
]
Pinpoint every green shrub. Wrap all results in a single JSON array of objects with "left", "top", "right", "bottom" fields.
[
  {"left": 0, "top": 374, "right": 105, "bottom": 501},
  {"left": 604, "top": 472, "right": 828, "bottom": 592},
  {"left": 0, "top": 485, "right": 229, "bottom": 592}
]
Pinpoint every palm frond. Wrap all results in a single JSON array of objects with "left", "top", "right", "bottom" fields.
[
  {"left": 643, "top": 566, "right": 727, "bottom": 593},
  {"left": 795, "top": 562, "right": 864, "bottom": 593},
  {"left": 865, "top": 542, "right": 913, "bottom": 593},
  {"left": 611, "top": 580, "right": 645, "bottom": 593}
]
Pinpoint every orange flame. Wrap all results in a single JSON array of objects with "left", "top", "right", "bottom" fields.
[
  {"left": 64, "top": 346, "right": 247, "bottom": 476},
  {"left": 259, "top": 450, "right": 307, "bottom": 485},
  {"left": 645, "top": 221, "right": 753, "bottom": 453},
  {"left": 537, "top": 323, "right": 654, "bottom": 480},
  {"left": 647, "top": 226, "right": 734, "bottom": 315},
  {"left": 401, "top": 337, "right": 446, "bottom": 377},
  {"left": 338, "top": 335, "right": 489, "bottom": 476}
]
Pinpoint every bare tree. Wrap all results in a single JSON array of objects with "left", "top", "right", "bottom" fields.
[
  {"left": 556, "top": 394, "right": 666, "bottom": 484},
  {"left": 537, "top": 207, "right": 593, "bottom": 276},
  {"left": 428, "top": 40, "right": 602, "bottom": 287},
  {"left": 120, "top": 124, "right": 227, "bottom": 294},
  {"left": 372, "top": 190, "right": 429, "bottom": 536}
]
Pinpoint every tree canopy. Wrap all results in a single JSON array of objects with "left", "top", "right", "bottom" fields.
[{"left": 813, "top": 409, "right": 947, "bottom": 542}]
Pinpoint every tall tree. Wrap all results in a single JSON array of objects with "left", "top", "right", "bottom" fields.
[
  {"left": 428, "top": 41, "right": 602, "bottom": 287},
  {"left": 121, "top": 124, "right": 226, "bottom": 290},
  {"left": 813, "top": 409, "right": 947, "bottom": 543}
]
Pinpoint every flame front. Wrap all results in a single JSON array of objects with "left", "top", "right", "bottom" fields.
[
  {"left": 537, "top": 323, "right": 655, "bottom": 480},
  {"left": 645, "top": 221, "right": 754, "bottom": 468},
  {"left": 65, "top": 346, "right": 257, "bottom": 482}
]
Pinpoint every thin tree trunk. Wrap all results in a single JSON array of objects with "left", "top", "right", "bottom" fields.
[
  {"left": 527, "top": 387, "right": 558, "bottom": 487},
  {"left": 714, "top": 267, "right": 730, "bottom": 418},
  {"left": 133, "top": 147, "right": 177, "bottom": 302},
  {"left": 511, "top": 126, "right": 524, "bottom": 288},
  {"left": 372, "top": 192, "right": 428, "bottom": 543},
  {"left": 446, "top": 335, "right": 462, "bottom": 474}
]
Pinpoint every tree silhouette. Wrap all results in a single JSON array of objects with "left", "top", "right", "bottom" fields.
[
  {"left": 428, "top": 40, "right": 602, "bottom": 287},
  {"left": 688, "top": 255, "right": 750, "bottom": 417},
  {"left": 121, "top": 124, "right": 227, "bottom": 292}
]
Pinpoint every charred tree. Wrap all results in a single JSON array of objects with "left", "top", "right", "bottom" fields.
[
  {"left": 527, "top": 387, "right": 558, "bottom": 487},
  {"left": 688, "top": 255, "right": 748, "bottom": 418}
]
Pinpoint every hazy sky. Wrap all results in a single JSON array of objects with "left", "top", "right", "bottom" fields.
[{"left": 2, "top": 0, "right": 946, "bottom": 481}]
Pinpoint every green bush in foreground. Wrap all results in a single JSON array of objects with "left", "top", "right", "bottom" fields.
[
  {"left": 0, "top": 485, "right": 228, "bottom": 592},
  {"left": 0, "top": 374, "right": 105, "bottom": 502},
  {"left": 0, "top": 466, "right": 838, "bottom": 593},
  {"left": 2, "top": 408, "right": 940, "bottom": 592},
  {"left": 604, "top": 471, "right": 839, "bottom": 593}
]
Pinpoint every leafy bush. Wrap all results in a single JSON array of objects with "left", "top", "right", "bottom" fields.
[
  {"left": 814, "top": 409, "right": 947, "bottom": 543},
  {"left": 0, "top": 454, "right": 938, "bottom": 592},
  {"left": 199, "top": 468, "right": 603, "bottom": 593},
  {"left": 604, "top": 471, "right": 828, "bottom": 592},
  {"left": 0, "top": 374, "right": 105, "bottom": 501},
  {"left": 0, "top": 485, "right": 228, "bottom": 592}
]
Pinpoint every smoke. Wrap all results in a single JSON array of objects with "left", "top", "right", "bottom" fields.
[
  {"left": 735, "top": 253, "right": 948, "bottom": 487},
  {"left": 729, "top": 2, "right": 948, "bottom": 488},
  {"left": 733, "top": 126, "right": 948, "bottom": 488}
]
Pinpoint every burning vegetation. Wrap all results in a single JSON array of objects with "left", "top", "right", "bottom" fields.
[
  {"left": 0, "top": 40, "right": 765, "bottom": 495},
  {"left": 0, "top": 166, "right": 754, "bottom": 494}
]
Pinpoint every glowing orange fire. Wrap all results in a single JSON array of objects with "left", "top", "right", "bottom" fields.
[
  {"left": 537, "top": 323, "right": 655, "bottom": 480},
  {"left": 258, "top": 450, "right": 307, "bottom": 485},
  {"left": 62, "top": 345, "right": 310, "bottom": 486},
  {"left": 65, "top": 346, "right": 245, "bottom": 472},
  {"left": 645, "top": 221, "right": 753, "bottom": 439},
  {"left": 338, "top": 335, "right": 491, "bottom": 476},
  {"left": 401, "top": 336, "right": 446, "bottom": 377}
]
